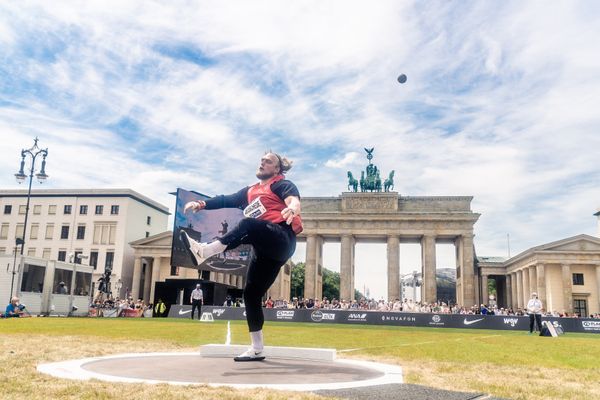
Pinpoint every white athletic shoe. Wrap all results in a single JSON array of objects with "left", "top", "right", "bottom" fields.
[
  {"left": 180, "top": 230, "right": 208, "bottom": 267},
  {"left": 234, "top": 348, "right": 265, "bottom": 362}
]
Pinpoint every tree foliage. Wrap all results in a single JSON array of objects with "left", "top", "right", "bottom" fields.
[
  {"left": 322, "top": 267, "right": 339, "bottom": 300},
  {"left": 290, "top": 261, "right": 346, "bottom": 300},
  {"left": 487, "top": 278, "right": 497, "bottom": 296},
  {"left": 290, "top": 261, "right": 305, "bottom": 298}
]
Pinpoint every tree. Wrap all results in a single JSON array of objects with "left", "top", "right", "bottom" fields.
[
  {"left": 354, "top": 289, "right": 365, "bottom": 301},
  {"left": 290, "top": 262, "right": 305, "bottom": 298},
  {"left": 487, "top": 278, "right": 497, "bottom": 297},
  {"left": 289, "top": 261, "right": 344, "bottom": 300},
  {"left": 322, "top": 268, "right": 340, "bottom": 300}
]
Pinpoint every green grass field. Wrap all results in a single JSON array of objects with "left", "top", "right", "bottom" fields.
[{"left": 1, "top": 318, "right": 599, "bottom": 400}]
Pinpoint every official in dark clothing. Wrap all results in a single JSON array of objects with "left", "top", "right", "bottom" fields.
[{"left": 190, "top": 284, "right": 203, "bottom": 320}]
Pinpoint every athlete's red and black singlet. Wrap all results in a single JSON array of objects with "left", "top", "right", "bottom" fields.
[
  {"left": 244, "top": 174, "right": 303, "bottom": 234},
  {"left": 203, "top": 175, "right": 302, "bottom": 332}
]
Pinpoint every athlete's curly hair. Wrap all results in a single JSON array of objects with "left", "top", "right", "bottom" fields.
[{"left": 266, "top": 150, "right": 293, "bottom": 174}]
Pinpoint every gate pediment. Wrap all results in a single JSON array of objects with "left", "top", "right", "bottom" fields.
[{"left": 539, "top": 235, "right": 600, "bottom": 252}]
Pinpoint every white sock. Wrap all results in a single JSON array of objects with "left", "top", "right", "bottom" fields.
[
  {"left": 250, "top": 330, "right": 264, "bottom": 352},
  {"left": 203, "top": 240, "right": 227, "bottom": 258}
]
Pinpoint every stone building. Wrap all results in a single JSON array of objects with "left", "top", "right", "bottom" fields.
[
  {"left": 129, "top": 231, "right": 290, "bottom": 305},
  {"left": 0, "top": 189, "right": 169, "bottom": 298},
  {"left": 130, "top": 231, "right": 244, "bottom": 304},
  {"left": 478, "top": 234, "right": 600, "bottom": 316},
  {"left": 299, "top": 192, "right": 480, "bottom": 307}
]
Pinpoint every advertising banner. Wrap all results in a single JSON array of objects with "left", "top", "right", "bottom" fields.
[
  {"left": 167, "top": 305, "right": 600, "bottom": 334},
  {"left": 170, "top": 188, "right": 252, "bottom": 276}
]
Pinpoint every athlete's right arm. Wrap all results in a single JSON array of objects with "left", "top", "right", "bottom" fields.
[{"left": 184, "top": 187, "right": 249, "bottom": 213}]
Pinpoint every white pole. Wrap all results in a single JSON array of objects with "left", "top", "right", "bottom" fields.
[{"left": 225, "top": 321, "right": 231, "bottom": 345}]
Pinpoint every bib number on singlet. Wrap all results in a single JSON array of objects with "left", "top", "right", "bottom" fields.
[{"left": 243, "top": 196, "right": 267, "bottom": 218}]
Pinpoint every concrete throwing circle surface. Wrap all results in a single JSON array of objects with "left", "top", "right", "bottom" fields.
[{"left": 37, "top": 352, "right": 403, "bottom": 391}]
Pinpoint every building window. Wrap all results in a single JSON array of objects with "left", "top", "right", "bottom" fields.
[
  {"left": 33, "top": 205, "right": 41, "bottom": 215},
  {"left": 80, "top": 205, "right": 88, "bottom": 215},
  {"left": 145, "top": 231, "right": 150, "bottom": 238},
  {"left": 111, "top": 205, "right": 119, "bottom": 215},
  {"left": 0, "top": 247, "right": 6, "bottom": 254},
  {"left": 93, "top": 223, "right": 116, "bottom": 245},
  {"left": 76, "top": 225, "right": 86, "bottom": 240},
  {"left": 58, "top": 250, "right": 66, "bottom": 262},
  {"left": 16, "top": 224, "right": 24, "bottom": 240},
  {"left": 0, "top": 223, "right": 8, "bottom": 240},
  {"left": 574, "top": 299, "right": 588, "bottom": 317},
  {"left": 19, "top": 205, "right": 26, "bottom": 214},
  {"left": 45, "top": 224, "right": 54, "bottom": 239},
  {"left": 42, "top": 248, "right": 51, "bottom": 259},
  {"left": 74, "top": 250, "right": 83, "bottom": 264},
  {"left": 105, "top": 251, "right": 114, "bottom": 270},
  {"left": 170, "top": 265, "right": 180, "bottom": 276},
  {"left": 48, "top": 205, "right": 56, "bottom": 215},
  {"left": 572, "top": 273, "right": 584, "bottom": 285},
  {"left": 90, "top": 251, "right": 99, "bottom": 269},
  {"left": 30, "top": 224, "right": 39, "bottom": 240},
  {"left": 20, "top": 263, "right": 46, "bottom": 293},
  {"left": 147, "top": 216, "right": 151, "bottom": 225},
  {"left": 95, "top": 205, "right": 103, "bottom": 215},
  {"left": 4, "top": 205, "right": 12, "bottom": 214},
  {"left": 53, "top": 269, "right": 73, "bottom": 294},
  {"left": 60, "top": 225, "right": 69, "bottom": 240},
  {"left": 74, "top": 271, "right": 92, "bottom": 296},
  {"left": 27, "top": 248, "right": 36, "bottom": 257},
  {"left": 64, "top": 205, "right": 72, "bottom": 215}
]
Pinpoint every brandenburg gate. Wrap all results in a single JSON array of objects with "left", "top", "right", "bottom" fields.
[{"left": 298, "top": 149, "right": 480, "bottom": 307}]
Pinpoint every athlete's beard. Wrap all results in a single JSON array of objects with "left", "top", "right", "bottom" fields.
[{"left": 256, "top": 170, "right": 276, "bottom": 180}]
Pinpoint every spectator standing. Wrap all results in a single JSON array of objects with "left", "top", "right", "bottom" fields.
[
  {"left": 154, "top": 299, "right": 166, "bottom": 317},
  {"left": 265, "top": 296, "right": 274, "bottom": 308}
]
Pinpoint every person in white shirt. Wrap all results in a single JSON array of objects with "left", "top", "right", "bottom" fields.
[
  {"left": 190, "top": 284, "right": 203, "bottom": 320},
  {"left": 526, "top": 292, "right": 543, "bottom": 334}
]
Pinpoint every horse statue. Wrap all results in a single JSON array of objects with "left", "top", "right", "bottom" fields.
[
  {"left": 375, "top": 171, "right": 382, "bottom": 192},
  {"left": 347, "top": 171, "right": 358, "bottom": 192},
  {"left": 384, "top": 170, "right": 395, "bottom": 192}
]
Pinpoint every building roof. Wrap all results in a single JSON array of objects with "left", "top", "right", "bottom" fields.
[
  {"left": 476, "top": 256, "right": 508, "bottom": 263},
  {"left": 130, "top": 230, "right": 173, "bottom": 246},
  {"left": 485, "top": 234, "right": 600, "bottom": 268},
  {"left": 0, "top": 188, "right": 170, "bottom": 215}
]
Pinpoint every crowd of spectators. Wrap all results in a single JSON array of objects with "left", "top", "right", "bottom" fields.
[
  {"left": 90, "top": 296, "right": 151, "bottom": 317},
  {"left": 261, "top": 296, "right": 600, "bottom": 319}
]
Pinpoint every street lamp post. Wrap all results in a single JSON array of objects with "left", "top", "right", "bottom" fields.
[
  {"left": 7, "top": 238, "right": 24, "bottom": 302},
  {"left": 14, "top": 137, "right": 49, "bottom": 255}
]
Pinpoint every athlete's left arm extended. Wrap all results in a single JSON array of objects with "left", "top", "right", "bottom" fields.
[{"left": 282, "top": 195, "right": 301, "bottom": 225}]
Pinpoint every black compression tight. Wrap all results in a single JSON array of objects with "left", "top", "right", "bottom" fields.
[{"left": 220, "top": 218, "right": 296, "bottom": 332}]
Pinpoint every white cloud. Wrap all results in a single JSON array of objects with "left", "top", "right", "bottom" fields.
[
  {"left": 1, "top": 1, "right": 600, "bottom": 299},
  {"left": 324, "top": 152, "right": 359, "bottom": 168}
]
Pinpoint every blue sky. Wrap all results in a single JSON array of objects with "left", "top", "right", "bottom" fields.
[{"left": 1, "top": 1, "right": 599, "bottom": 299}]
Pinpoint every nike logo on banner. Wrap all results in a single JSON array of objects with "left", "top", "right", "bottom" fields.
[
  {"left": 178, "top": 309, "right": 193, "bottom": 315},
  {"left": 463, "top": 318, "right": 485, "bottom": 325}
]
